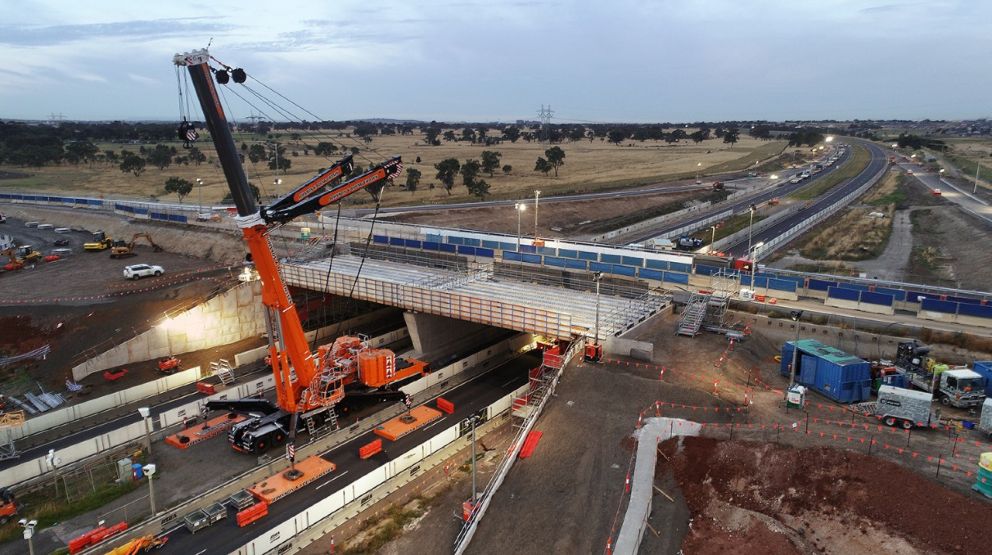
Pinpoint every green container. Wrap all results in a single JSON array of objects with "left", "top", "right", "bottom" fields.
[{"left": 973, "top": 466, "right": 992, "bottom": 498}]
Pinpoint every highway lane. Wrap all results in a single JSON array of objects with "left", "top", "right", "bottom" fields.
[
  {"left": 623, "top": 148, "right": 851, "bottom": 244},
  {"left": 159, "top": 351, "right": 537, "bottom": 554},
  {"left": 723, "top": 141, "right": 887, "bottom": 258}
]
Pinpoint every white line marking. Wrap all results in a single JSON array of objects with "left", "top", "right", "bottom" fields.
[
  {"left": 423, "top": 416, "right": 446, "bottom": 430},
  {"left": 161, "top": 525, "right": 183, "bottom": 536},
  {"left": 500, "top": 378, "right": 517, "bottom": 388},
  {"left": 194, "top": 550, "right": 207, "bottom": 555},
  {"left": 315, "top": 470, "right": 350, "bottom": 490}
]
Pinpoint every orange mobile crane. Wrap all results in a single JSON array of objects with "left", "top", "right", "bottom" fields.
[{"left": 175, "top": 49, "right": 406, "bottom": 453}]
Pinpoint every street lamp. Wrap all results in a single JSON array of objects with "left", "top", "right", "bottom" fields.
[
  {"left": 137, "top": 407, "right": 152, "bottom": 456},
  {"left": 468, "top": 414, "right": 482, "bottom": 505},
  {"left": 593, "top": 271, "right": 603, "bottom": 349},
  {"left": 273, "top": 178, "right": 282, "bottom": 197},
  {"left": 514, "top": 203, "right": 526, "bottom": 250},
  {"left": 825, "top": 136, "right": 834, "bottom": 143},
  {"left": 749, "top": 241, "right": 764, "bottom": 293},
  {"left": 891, "top": 143, "right": 899, "bottom": 149},
  {"left": 696, "top": 161, "right": 702, "bottom": 184},
  {"left": 18, "top": 519, "right": 37, "bottom": 555},
  {"left": 975, "top": 160, "right": 983, "bottom": 194},
  {"left": 786, "top": 310, "right": 804, "bottom": 398},
  {"left": 143, "top": 464, "right": 157, "bottom": 515},
  {"left": 709, "top": 225, "right": 718, "bottom": 252},
  {"left": 533, "top": 190, "right": 541, "bottom": 239},
  {"left": 770, "top": 174, "right": 779, "bottom": 180},
  {"left": 746, "top": 203, "right": 757, "bottom": 256},
  {"left": 196, "top": 178, "right": 203, "bottom": 211}
]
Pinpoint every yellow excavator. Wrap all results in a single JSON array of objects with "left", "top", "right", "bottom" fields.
[
  {"left": 110, "top": 233, "right": 164, "bottom": 258},
  {"left": 84, "top": 231, "right": 114, "bottom": 251},
  {"left": 105, "top": 534, "right": 168, "bottom": 554}
]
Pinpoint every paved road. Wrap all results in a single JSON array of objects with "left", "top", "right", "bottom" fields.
[
  {"left": 723, "top": 141, "right": 887, "bottom": 258},
  {"left": 898, "top": 163, "right": 992, "bottom": 226},
  {"left": 622, "top": 149, "right": 851, "bottom": 245},
  {"left": 159, "top": 352, "right": 536, "bottom": 554}
]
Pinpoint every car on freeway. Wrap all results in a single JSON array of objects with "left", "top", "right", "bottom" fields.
[
  {"left": 932, "top": 188, "right": 942, "bottom": 196},
  {"left": 790, "top": 175, "right": 802, "bottom": 184},
  {"left": 123, "top": 263, "right": 164, "bottom": 280}
]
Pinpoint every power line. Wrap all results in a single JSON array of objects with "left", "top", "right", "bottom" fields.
[{"left": 537, "top": 104, "right": 554, "bottom": 143}]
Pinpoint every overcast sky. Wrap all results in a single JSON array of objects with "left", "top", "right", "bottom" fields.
[{"left": 1, "top": 0, "right": 989, "bottom": 123}]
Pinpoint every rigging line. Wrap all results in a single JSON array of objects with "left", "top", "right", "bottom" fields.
[
  {"left": 174, "top": 66, "right": 186, "bottom": 121},
  {"left": 182, "top": 71, "right": 194, "bottom": 123},
  {"left": 310, "top": 203, "right": 342, "bottom": 352},
  {"left": 217, "top": 82, "right": 270, "bottom": 200}
]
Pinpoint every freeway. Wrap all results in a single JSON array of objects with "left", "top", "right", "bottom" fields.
[
  {"left": 623, "top": 148, "right": 851, "bottom": 244},
  {"left": 158, "top": 351, "right": 537, "bottom": 554},
  {"left": 723, "top": 141, "right": 888, "bottom": 258}
]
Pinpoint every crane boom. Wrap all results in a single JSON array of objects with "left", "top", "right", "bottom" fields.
[
  {"left": 174, "top": 49, "right": 402, "bottom": 415},
  {"left": 267, "top": 154, "right": 354, "bottom": 213}
]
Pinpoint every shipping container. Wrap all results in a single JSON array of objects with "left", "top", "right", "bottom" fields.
[
  {"left": 973, "top": 361, "right": 992, "bottom": 396},
  {"left": 780, "top": 339, "right": 872, "bottom": 403}
]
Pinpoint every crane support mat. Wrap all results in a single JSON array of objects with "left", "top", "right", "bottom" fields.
[
  {"left": 164, "top": 414, "right": 246, "bottom": 449},
  {"left": 248, "top": 456, "right": 337, "bottom": 504},
  {"left": 519, "top": 431, "right": 543, "bottom": 459},
  {"left": 374, "top": 405, "right": 444, "bottom": 441}
]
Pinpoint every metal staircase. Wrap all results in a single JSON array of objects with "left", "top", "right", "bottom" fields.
[
  {"left": 211, "top": 359, "right": 236, "bottom": 385},
  {"left": 677, "top": 293, "right": 709, "bottom": 337}
]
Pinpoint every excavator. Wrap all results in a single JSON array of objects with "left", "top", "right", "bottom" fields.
[
  {"left": 84, "top": 231, "right": 113, "bottom": 251},
  {"left": 110, "top": 233, "right": 164, "bottom": 258},
  {"left": 175, "top": 49, "right": 411, "bottom": 454},
  {"left": 1, "top": 245, "right": 41, "bottom": 271}
]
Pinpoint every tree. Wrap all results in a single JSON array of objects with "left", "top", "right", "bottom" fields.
[
  {"left": 314, "top": 142, "right": 338, "bottom": 156},
  {"left": 405, "top": 168, "right": 422, "bottom": 193},
  {"left": 434, "top": 158, "right": 460, "bottom": 195},
  {"left": 608, "top": 130, "right": 626, "bottom": 146},
  {"left": 424, "top": 126, "right": 442, "bottom": 145},
  {"left": 502, "top": 164, "right": 512, "bottom": 175},
  {"left": 164, "top": 177, "right": 194, "bottom": 203},
  {"left": 569, "top": 126, "right": 587, "bottom": 142},
  {"left": 269, "top": 157, "right": 292, "bottom": 172},
  {"left": 466, "top": 178, "right": 490, "bottom": 199},
  {"left": 689, "top": 130, "right": 706, "bottom": 143},
  {"left": 534, "top": 157, "right": 552, "bottom": 176},
  {"left": 480, "top": 151, "right": 502, "bottom": 176},
  {"left": 749, "top": 125, "right": 772, "bottom": 140},
  {"left": 501, "top": 126, "right": 521, "bottom": 143},
  {"left": 103, "top": 150, "right": 119, "bottom": 165},
  {"left": 65, "top": 141, "right": 99, "bottom": 165},
  {"left": 460, "top": 159, "right": 481, "bottom": 187},
  {"left": 545, "top": 146, "right": 565, "bottom": 177},
  {"left": 443, "top": 130, "right": 457, "bottom": 142},
  {"left": 248, "top": 144, "right": 267, "bottom": 163},
  {"left": 147, "top": 144, "right": 173, "bottom": 170},
  {"left": 119, "top": 153, "right": 146, "bottom": 177},
  {"left": 723, "top": 128, "right": 739, "bottom": 148},
  {"left": 188, "top": 146, "right": 206, "bottom": 165},
  {"left": 461, "top": 128, "right": 476, "bottom": 143}
]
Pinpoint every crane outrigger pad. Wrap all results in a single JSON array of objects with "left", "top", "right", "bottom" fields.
[
  {"left": 249, "top": 456, "right": 337, "bottom": 504},
  {"left": 374, "top": 406, "right": 443, "bottom": 441}
]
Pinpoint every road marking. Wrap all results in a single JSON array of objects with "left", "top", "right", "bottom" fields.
[
  {"left": 315, "top": 470, "right": 350, "bottom": 490},
  {"left": 161, "top": 525, "right": 184, "bottom": 536},
  {"left": 500, "top": 378, "right": 518, "bottom": 388},
  {"left": 423, "top": 416, "right": 446, "bottom": 431},
  {"left": 194, "top": 550, "right": 207, "bottom": 555}
]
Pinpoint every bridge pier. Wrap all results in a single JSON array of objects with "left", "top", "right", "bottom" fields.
[{"left": 403, "top": 312, "right": 495, "bottom": 359}]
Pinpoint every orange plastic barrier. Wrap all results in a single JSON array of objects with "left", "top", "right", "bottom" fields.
[
  {"left": 164, "top": 414, "right": 245, "bottom": 449},
  {"left": 195, "top": 381, "right": 216, "bottom": 395},
  {"left": 755, "top": 294, "right": 766, "bottom": 302},
  {"left": 68, "top": 521, "right": 128, "bottom": 554},
  {"left": 436, "top": 397, "right": 455, "bottom": 414},
  {"left": 359, "top": 439, "right": 383, "bottom": 459},
  {"left": 236, "top": 501, "right": 269, "bottom": 527},
  {"left": 248, "top": 456, "right": 336, "bottom": 504},
  {"left": 519, "top": 431, "right": 543, "bottom": 459},
  {"left": 374, "top": 406, "right": 443, "bottom": 441}
]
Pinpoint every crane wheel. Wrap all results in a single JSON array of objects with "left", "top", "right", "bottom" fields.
[
  {"left": 884, "top": 417, "right": 896, "bottom": 427},
  {"left": 901, "top": 420, "right": 913, "bottom": 430}
]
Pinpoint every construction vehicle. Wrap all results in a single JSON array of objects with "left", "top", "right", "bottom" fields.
[
  {"left": 157, "top": 356, "right": 181, "bottom": 374},
  {"left": 84, "top": 231, "right": 113, "bottom": 251},
  {"left": 176, "top": 48, "right": 408, "bottom": 454},
  {"left": 14, "top": 245, "right": 42, "bottom": 263},
  {"left": 874, "top": 385, "right": 935, "bottom": 429},
  {"left": 0, "top": 488, "right": 18, "bottom": 524},
  {"left": 675, "top": 235, "right": 704, "bottom": 251},
  {"left": 106, "top": 535, "right": 169, "bottom": 554},
  {"left": 1, "top": 248, "right": 24, "bottom": 271},
  {"left": 895, "top": 340, "right": 986, "bottom": 409},
  {"left": 711, "top": 181, "right": 724, "bottom": 191},
  {"left": 110, "top": 233, "right": 164, "bottom": 258},
  {"left": 979, "top": 398, "right": 992, "bottom": 440}
]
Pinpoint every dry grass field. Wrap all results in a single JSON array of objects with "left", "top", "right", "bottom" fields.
[
  {"left": 945, "top": 138, "right": 992, "bottom": 189},
  {"left": 0, "top": 128, "right": 785, "bottom": 208}
]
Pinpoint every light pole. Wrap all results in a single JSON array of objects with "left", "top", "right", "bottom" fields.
[
  {"left": 18, "top": 519, "right": 37, "bottom": 555},
  {"left": 469, "top": 415, "right": 479, "bottom": 504},
  {"left": 137, "top": 407, "right": 152, "bottom": 456},
  {"left": 786, "top": 310, "right": 804, "bottom": 398},
  {"left": 709, "top": 225, "right": 717, "bottom": 252},
  {"left": 975, "top": 160, "right": 983, "bottom": 194},
  {"left": 515, "top": 203, "right": 526, "bottom": 250},
  {"left": 533, "top": 190, "right": 541, "bottom": 239},
  {"left": 143, "top": 464, "right": 157, "bottom": 515},
  {"left": 749, "top": 241, "right": 764, "bottom": 292},
  {"left": 196, "top": 178, "right": 203, "bottom": 211},
  {"left": 746, "top": 203, "right": 757, "bottom": 256},
  {"left": 696, "top": 161, "right": 702, "bottom": 184},
  {"left": 593, "top": 272, "right": 603, "bottom": 348},
  {"left": 273, "top": 178, "right": 282, "bottom": 199}
]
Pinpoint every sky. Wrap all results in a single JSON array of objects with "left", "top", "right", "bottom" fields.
[{"left": 0, "top": 0, "right": 989, "bottom": 123}]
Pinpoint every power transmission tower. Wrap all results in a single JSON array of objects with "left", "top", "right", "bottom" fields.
[
  {"left": 48, "top": 113, "right": 65, "bottom": 127},
  {"left": 537, "top": 104, "right": 554, "bottom": 143}
]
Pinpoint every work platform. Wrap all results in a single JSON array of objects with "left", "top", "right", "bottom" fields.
[{"left": 164, "top": 414, "right": 246, "bottom": 449}]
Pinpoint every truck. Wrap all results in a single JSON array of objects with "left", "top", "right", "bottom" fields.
[
  {"left": 875, "top": 385, "right": 935, "bottom": 429},
  {"left": 675, "top": 235, "right": 704, "bottom": 251},
  {"left": 895, "top": 341, "right": 986, "bottom": 409}
]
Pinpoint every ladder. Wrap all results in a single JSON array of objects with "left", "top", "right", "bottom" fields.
[
  {"left": 210, "top": 359, "right": 236, "bottom": 385},
  {"left": 677, "top": 293, "right": 709, "bottom": 337}
]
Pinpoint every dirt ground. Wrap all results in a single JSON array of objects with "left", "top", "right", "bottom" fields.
[
  {"left": 667, "top": 436, "right": 992, "bottom": 555},
  {"left": 0, "top": 129, "right": 781, "bottom": 207},
  {"left": 384, "top": 189, "right": 699, "bottom": 238}
]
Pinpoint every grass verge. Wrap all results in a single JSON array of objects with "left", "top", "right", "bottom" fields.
[
  {"left": 704, "top": 141, "right": 788, "bottom": 173},
  {"left": 0, "top": 480, "right": 141, "bottom": 544},
  {"left": 692, "top": 210, "right": 766, "bottom": 243},
  {"left": 582, "top": 189, "right": 730, "bottom": 234},
  {"left": 789, "top": 144, "right": 871, "bottom": 201}
]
